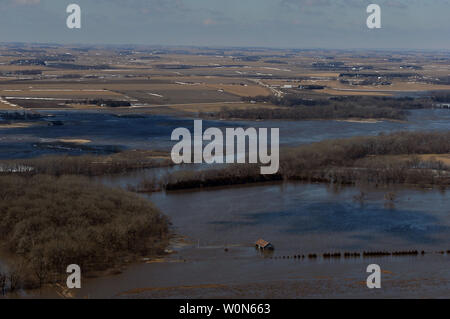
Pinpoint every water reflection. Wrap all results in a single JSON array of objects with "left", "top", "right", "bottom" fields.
[
  {"left": 1, "top": 109, "right": 449, "bottom": 159},
  {"left": 149, "top": 183, "right": 450, "bottom": 252}
]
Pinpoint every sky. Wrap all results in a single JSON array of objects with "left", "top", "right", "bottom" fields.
[{"left": 0, "top": 0, "right": 449, "bottom": 50}]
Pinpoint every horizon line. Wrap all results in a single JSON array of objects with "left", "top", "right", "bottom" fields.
[{"left": 1, "top": 41, "right": 449, "bottom": 53}]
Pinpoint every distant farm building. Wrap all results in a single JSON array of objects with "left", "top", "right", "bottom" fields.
[
  {"left": 298, "top": 84, "right": 325, "bottom": 90},
  {"left": 255, "top": 239, "right": 274, "bottom": 250}
]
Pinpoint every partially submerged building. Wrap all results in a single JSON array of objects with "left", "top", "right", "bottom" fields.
[{"left": 255, "top": 239, "right": 274, "bottom": 250}]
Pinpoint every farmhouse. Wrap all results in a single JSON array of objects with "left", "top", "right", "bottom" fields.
[{"left": 255, "top": 239, "right": 274, "bottom": 250}]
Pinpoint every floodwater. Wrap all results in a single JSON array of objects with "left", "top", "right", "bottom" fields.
[
  {"left": 2, "top": 108, "right": 450, "bottom": 298},
  {"left": 0, "top": 109, "right": 449, "bottom": 159},
  {"left": 32, "top": 182, "right": 450, "bottom": 299}
]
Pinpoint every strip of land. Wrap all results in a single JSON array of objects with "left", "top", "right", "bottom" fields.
[{"left": 134, "top": 131, "right": 450, "bottom": 192}]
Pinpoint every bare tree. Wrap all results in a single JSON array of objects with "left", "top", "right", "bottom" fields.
[{"left": 0, "top": 269, "right": 7, "bottom": 295}]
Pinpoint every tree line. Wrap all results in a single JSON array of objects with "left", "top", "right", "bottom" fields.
[
  {"left": 135, "top": 131, "right": 450, "bottom": 192},
  {"left": 0, "top": 175, "right": 170, "bottom": 292}
]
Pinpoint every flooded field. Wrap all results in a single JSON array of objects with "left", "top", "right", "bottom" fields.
[
  {"left": 34, "top": 182, "right": 450, "bottom": 299},
  {"left": 0, "top": 109, "right": 449, "bottom": 159},
  {"left": 2, "top": 108, "right": 449, "bottom": 298}
]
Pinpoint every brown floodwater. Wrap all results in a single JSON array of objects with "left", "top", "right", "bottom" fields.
[
  {"left": 3, "top": 108, "right": 449, "bottom": 298},
  {"left": 30, "top": 181, "right": 450, "bottom": 299}
]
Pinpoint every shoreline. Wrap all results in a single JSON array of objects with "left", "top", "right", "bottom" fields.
[{"left": 1, "top": 105, "right": 414, "bottom": 123}]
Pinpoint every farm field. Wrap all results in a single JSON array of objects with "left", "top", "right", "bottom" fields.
[{"left": 0, "top": 45, "right": 449, "bottom": 114}]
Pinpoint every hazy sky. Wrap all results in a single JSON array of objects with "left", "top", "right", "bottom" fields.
[{"left": 0, "top": 0, "right": 449, "bottom": 49}]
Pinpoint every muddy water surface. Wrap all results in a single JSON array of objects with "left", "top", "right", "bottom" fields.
[{"left": 45, "top": 182, "right": 450, "bottom": 299}]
